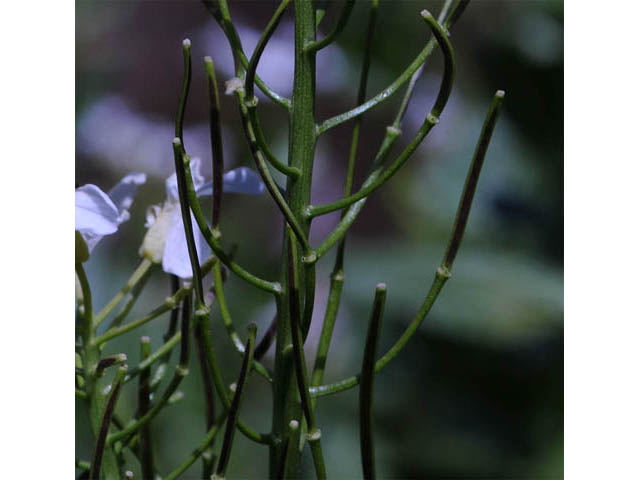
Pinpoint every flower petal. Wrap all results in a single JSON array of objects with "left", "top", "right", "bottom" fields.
[
  {"left": 196, "top": 167, "right": 265, "bottom": 196},
  {"left": 162, "top": 209, "right": 212, "bottom": 279},
  {"left": 108, "top": 172, "right": 147, "bottom": 222},
  {"left": 75, "top": 184, "right": 120, "bottom": 236}
]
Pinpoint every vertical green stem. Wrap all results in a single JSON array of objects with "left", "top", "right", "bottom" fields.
[
  {"left": 77, "top": 262, "right": 121, "bottom": 479},
  {"left": 359, "top": 284, "right": 386, "bottom": 480},
  {"left": 138, "top": 337, "right": 154, "bottom": 480},
  {"left": 271, "top": 0, "right": 317, "bottom": 477}
]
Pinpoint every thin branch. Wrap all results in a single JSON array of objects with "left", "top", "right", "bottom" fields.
[
  {"left": 181, "top": 152, "right": 282, "bottom": 295},
  {"left": 245, "top": 0, "right": 292, "bottom": 102},
  {"left": 215, "top": 324, "right": 258, "bottom": 477},
  {"left": 90, "top": 366, "right": 127, "bottom": 480},
  {"left": 308, "top": 10, "right": 455, "bottom": 220},
  {"left": 286, "top": 228, "right": 327, "bottom": 479},
  {"left": 309, "top": 0, "right": 469, "bottom": 259},
  {"left": 94, "top": 258, "right": 153, "bottom": 328},
  {"left": 202, "top": 0, "right": 292, "bottom": 109},
  {"left": 236, "top": 89, "right": 311, "bottom": 251},
  {"left": 204, "top": 56, "right": 224, "bottom": 228},
  {"left": 254, "top": 313, "right": 278, "bottom": 360},
  {"left": 107, "top": 292, "right": 193, "bottom": 446},
  {"left": 316, "top": 3, "right": 464, "bottom": 136},
  {"left": 360, "top": 284, "right": 386, "bottom": 480},
  {"left": 442, "top": 90, "right": 505, "bottom": 270},
  {"left": 212, "top": 261, "right": 273, "bottom": 381},
  {"left": 304, "top": 0, "right": 356, "bottom": 54},
  {"left": 164, "top": 412, "right": 228, "bottom": 480},
  {"left": 175, "top": 39, "right": 192, "bottom": 145},
  {"left": 248, "top": 106, "right": 301, "bottom": 178},
  {"left": 149, "top": 275, "right": 181, "bottom": 393},
  {"left": 173, "top": 140, "right": 205, "bottom": 303},
  {"left": 309, "top": 90, "right": 505, "bottom": 399},
  {"left": 138, "top": 337, "right": 154, "bottom": 480}
]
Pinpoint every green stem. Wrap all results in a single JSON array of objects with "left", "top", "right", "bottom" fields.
[
  {"left": 300, "top": 259, "right": 316, "bottom": 341},
  {"left": 255, "top": 313, "right": 278, "bottom": 360},
  {"left": 149, "top": 276, "right": 181, "bottom": 393},
  {"left": 138, "top": 337, "right": 154, "bottom": 480},
  {"left": 287, "top": 229, "right": 326, "bottom": 479},
  {"left": 271, "top": 1, "right": 317, "bottom": 476},
  {"left": 309, "top": 0, "right": 467, "bottom": 259},
  {"left": 176, "top": 39, "right": 192, "bottom": 145},
  {"left": 90, "top": 366, "right": 126, "bottom": 480},
  {"left": 248, "top": 106, "right": 301, "bottom": 179},
  {"left": 316, "top": 8, "right": 453, "bottom": 135},
  {"left": 204, "top": 56, "right": 224, "bottom": 228},
  {"left": 94, "top": 258, "right": 153, "bottom": 328},
  {"left": 245, "top": 0, "right": 292, "bottom": 102},
  {"left": 94, "top": 295, "right": 186, "bottom": 346},
  {"left": 77, "top": 262, "right": 121, "bottom": 479},
  {"left": 359, "top": 284, "right": 386, "bottom": 480},
  {"left": 107, "top": 295, "right": 192, "bottom": 446},
  {"left": 309, "top": 1, "right": 379, "bottom": 406},
  {"left": 104, "top": 269, "right": 151, "bottom": 332},
  {"left": 307, "top": 10, "right": 454, "bottom": 219},
  {"left": 304, "top": 0, "right": 355, "bottom": 53},
  {"left": 309, "top": 89, "right": 505, "bottom": 399},
  {"left": 236, "top": 90, "right": 311, "bottom": 250},
  {"left": 164, "top": 412, "right": 228, "bottom": 480},
  {"left": 181, "top": 154, "right": 282, "bottom": 295},
  {"left": 202, "top": 0, "right": 292, "bottom": 109},
  {"left": 215, "top": 324, "right": 258, "bottom": 477},
  {"left": 442, "top": 90, "right": 505, "bottom": 270},
  {"left": 310, "top": 270, "right": 449, "bottom": 398},
  {"left": 213, "top": 261, "right": 273, "bottom": 381},
  {"left": 309, "top": 269, "right": 344, "bottom": 409},
  {"left": 173, "top": 141, "right": 205, "bottom": 303},
  {"left": 194, "top": 319, "right": 217, "bottom": 479}
]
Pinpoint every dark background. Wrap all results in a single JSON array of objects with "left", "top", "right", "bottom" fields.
[{"left": 76, "top": 1, "right": 563, "bottom": 478}]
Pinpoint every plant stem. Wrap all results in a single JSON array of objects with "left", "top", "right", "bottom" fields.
[
  {"left": 107, "top": 295, "right": 192, "bottom": 447},
  {"left": 204, "top": 56, "right": 224, "bottom": 229},
  {"left": 304, "top": 0, "right": 355, "bottom": 53},
  {"left": 309, "top": 0, "right": 378, "bottom": 414},
  {"left": 309, "top": 90, "right": 505, "bottom": 399},
  {"left": 215, "top": 324, "right": 257, "bottom": 478},
  {"left": 90, "top": 366, "right": 126, "bottom": 480},
  {"left": 213, "top": 260, "right": 273, "bottom": 381},
  {"left": 94, "top": 258, "right": 153, "bottom": 328},
  {"left": 181, "top": 154, "right": 282, "bottom": 295},
  {"left": 360, "top": 284, "right": 386, "bottom": 480},
  {"left": 77, "top": 262, "right": 121, "bottom": 479},
  {"left": 270, "top": 1, "right": 317, "bottom": 476},
  {"left": 307, "top": 10, "right": 454, "bottom": 219},
  {"left": 201, "top": 0, "right": 292, "bottom": 109},
  {"left": 164, "top": 412, "right": 228, "bottom": 480},
  {"left": 287, "top": 229, "right": 326, "bottom": 479},
  {"left": 138, "top": 337, "right": 154, "bottom": 480}
]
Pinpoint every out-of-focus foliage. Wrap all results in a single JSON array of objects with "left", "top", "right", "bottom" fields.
[{"left": 76, "top": 1, "right": 563, "bottom": 478}]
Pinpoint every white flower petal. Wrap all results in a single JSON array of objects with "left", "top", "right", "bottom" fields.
[
  {"left": 75, "top": 184, "right": 120, "bottom": 237},
  {"left": 196, "top": 167, "right": 265, "bottom": 196},
  {"left": 162, "top": 209, "right": 211, "bottom": 279},
  {"left": 108, "top": 172, "right": 147, "bottom": 222}
]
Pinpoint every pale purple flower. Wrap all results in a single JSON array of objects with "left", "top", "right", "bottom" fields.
[
  {"left": 75, "top": 172, "right": 147, "bottom": 258},
  {"left": 139, "top": 158, "right": 264, "bottom": 279}
]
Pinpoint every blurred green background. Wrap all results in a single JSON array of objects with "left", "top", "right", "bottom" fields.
[{"left": 76, "top": 0, "right": 563, "bottom": 478}]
